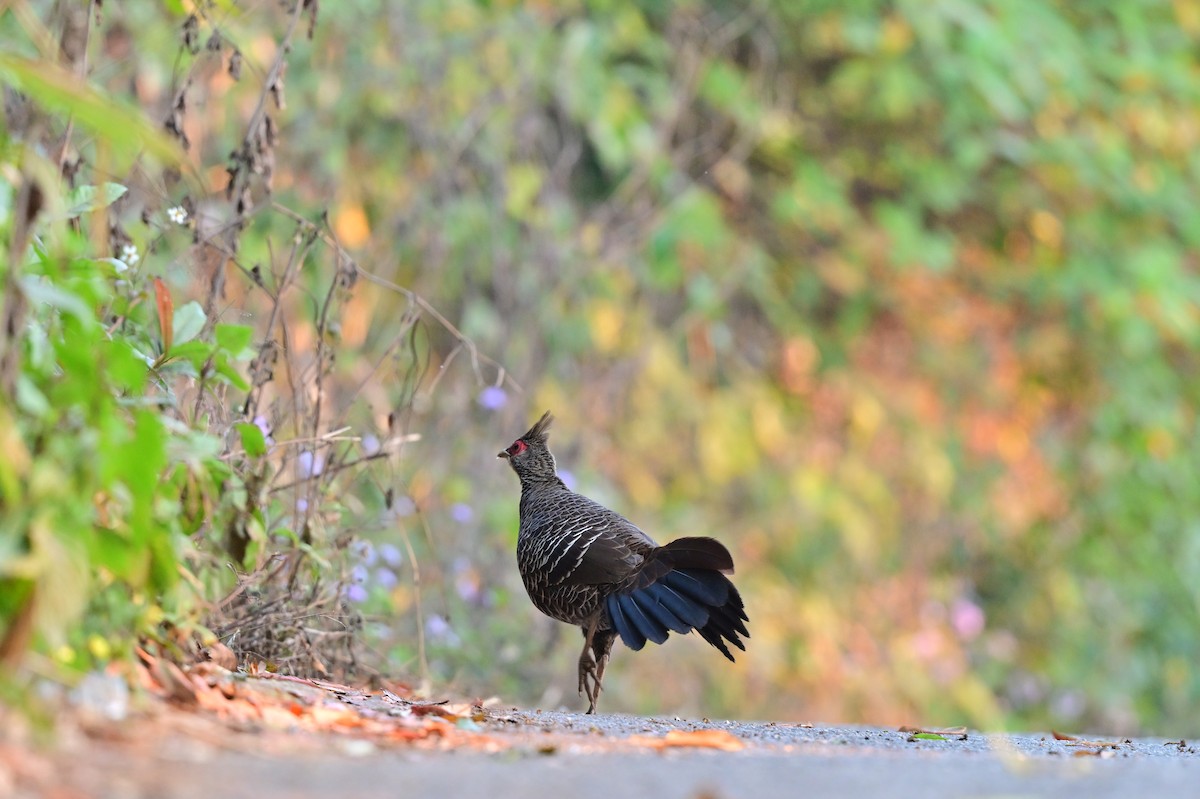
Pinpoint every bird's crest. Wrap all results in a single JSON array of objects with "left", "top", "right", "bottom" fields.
[{"left": 520, "top": 411, "right": 554, "bottom": 445}]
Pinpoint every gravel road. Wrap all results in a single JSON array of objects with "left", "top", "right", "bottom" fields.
[{"left": 55, "top": 705, "right": 1200, "bottom": 799}]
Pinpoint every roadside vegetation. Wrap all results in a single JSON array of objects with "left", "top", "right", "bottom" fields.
[{"left": 2, "top": 1, "right": 1199, "bottom": 736}]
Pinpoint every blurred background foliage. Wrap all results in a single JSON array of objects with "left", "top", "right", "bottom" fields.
[{"left": 3, "top": 0, "right": 1200, "bottom": 735}]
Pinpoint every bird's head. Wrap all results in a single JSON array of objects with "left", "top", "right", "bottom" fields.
[{"left": 498, "top": 410, "right": 558, "bottom": 482}]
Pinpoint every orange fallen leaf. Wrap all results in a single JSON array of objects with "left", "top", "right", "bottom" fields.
[
  {"left": 201, "top": 642, "right": 238, "bottom": 671},
  {"left": 154, "top": 659, "right": 199, "bottom": 704},
  {"left": 408, "top": 702, "right": 459, "bottom": 719},
  {"left": 306, "top": 704, "right": 364, "bottom": 729},
  {"left": 388, "top": 726, "right": 435, "bottom": 742},
  {"left": 1073, "top": 748, "right": 1116, "bottom": 759},
  {"left": 632, "top": 729, "right": 745, "bottom": 752},
  {"left": 260, "top": 704, "right": 303, "bottom": 730},
  {"left": 1051, "top": 730, "right": 1078, "bottom": 741}
]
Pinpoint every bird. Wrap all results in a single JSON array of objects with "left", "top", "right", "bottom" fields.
[{"left": 497, "top": 411, "right": 749, "bottom": 713}]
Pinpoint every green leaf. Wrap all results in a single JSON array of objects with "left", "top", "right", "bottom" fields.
[
  {"left": 172, "top": 301, "right": 206, "bottom": 346},
  {"left": 66, "top": 183, "right": 128, "bottom": 217},
  {"left": 504, "top": 163, "right": 544, "bottom": 221},
  {"left": 93, "top": 529, "right": 149, "bottom": 584},
  {"left": 14, "top": 375, "right": 50, "bottom": 418},
  {"left": 235, "top": 422, "right": 268, "bottom": 458},
  {"left": 214, "top": 357, "right": 250, "bottom": 390},
  {"left": 104, "top": 339, "right": 149, "bottom": 393},
  {"left": 165, "top": 340, "right": 212, "bottom": 362},
  {"left": 164, "top": 426, "right": 224, "bottom": 466},
  {"left": 214, "top": 323, "right": 255, "bottom": 358},
  {"left": 20, "top": 276, "right": 95, "bottom": 322},
  {"left": 910, "top": 733, "right": 947, "bottom": 741},
  {"left": 0, "top": 54, "right": 182, "bottom": 169}
]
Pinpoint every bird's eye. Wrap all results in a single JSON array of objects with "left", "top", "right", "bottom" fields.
[{"left": 507, "top": 440, "right": 527, "bottom": 456}]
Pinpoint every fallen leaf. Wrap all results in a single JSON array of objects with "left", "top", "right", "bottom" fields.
[
  {"left": 154, "top": 659, "right": 199, "bottom": 704},
  {"left": 632, "top": 729, "right": 745, "bottom": 752},
  {"left": 1073, "top": 748, "right": 1116, "bottom": 759},
  {"left": 1051, "top": 730, "right": 1078, "bottom": 741},
  {"left": 260, "top": 704, "right": 302, "bottom": 730},
  {"left": 306, "top": 704, "right": 364, "bottom": 729},
  {"left": 899, "top": 726, "right": 968, "bottom": 740},
  {"left": 201, "top": 642, "right": 238, "bottom": 671},
  {"left": 408, "top": 701, "right": 458, "bottom": 719}
]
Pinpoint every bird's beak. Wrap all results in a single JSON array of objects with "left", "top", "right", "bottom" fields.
[{"left": 497, "top": 451, "right": 509, "bottom": 459}]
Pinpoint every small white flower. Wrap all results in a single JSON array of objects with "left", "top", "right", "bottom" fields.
[
  {"left": 119, "top": 244, "right": 139, "bottom": 265},
  {"left": 167, "top": 206, "right": 189, "bottom": 225}
]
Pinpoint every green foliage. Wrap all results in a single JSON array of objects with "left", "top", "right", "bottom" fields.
[
  {"left": 0, "top": 1, "right": 394, "bottom": 688},
  {"left": 309, "top": 0, "right": 1200, "bottom": 734},
  {"left": 1, "top": 194, "right": 190, "bottom": 668},
  {"left": 5, "top": 0, "right": 1200, "bottom": 738}
]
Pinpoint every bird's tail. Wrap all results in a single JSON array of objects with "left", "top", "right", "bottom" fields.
[{"left": 604, "top": 537, "right": 749, "bottom": 660}]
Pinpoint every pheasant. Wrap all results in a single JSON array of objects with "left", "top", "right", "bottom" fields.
[{"left": 498, "top": 411, "right": 749, "bottom": 713}]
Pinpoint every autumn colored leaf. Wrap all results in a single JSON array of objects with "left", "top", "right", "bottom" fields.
[
  {"left": 200, "top": 642, "right": 238, "bottom": 671},
  {"left": 153, "top": 277, "right": 174, "bottom": 353},
  {"left": 1073, "top": 749, "right": 1116, "bottom": 759},
  {"left": 332, "top": 202, "right": 370, "bottom": 248},
  {"left": 632, "top": 729, "right": 745, "bottom": 752}
]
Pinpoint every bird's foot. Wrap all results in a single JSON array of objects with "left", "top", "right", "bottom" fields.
[{"left": 578, "top": 653, "right": 601, "bottom": 714}]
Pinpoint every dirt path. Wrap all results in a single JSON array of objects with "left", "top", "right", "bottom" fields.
[{"left": 11, "top": 667, "right": 1199, "bottom": 799}]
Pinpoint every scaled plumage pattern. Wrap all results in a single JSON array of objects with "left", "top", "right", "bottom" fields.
[{"left": 498, "top": 411, "right": 749, "bottom": 713}]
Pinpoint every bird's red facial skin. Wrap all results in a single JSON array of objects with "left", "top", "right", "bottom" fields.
[{"left": 506, "top": 440, "right": 528, "bottom": 457}]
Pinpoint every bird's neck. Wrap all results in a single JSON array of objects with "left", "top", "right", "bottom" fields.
[{"left": 519, "top": 473, "right": 567, "bottom": 492}]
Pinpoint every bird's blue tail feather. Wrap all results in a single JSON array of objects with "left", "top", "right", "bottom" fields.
[{"left": 605, "top": 568, "right": 748, "bottom": 658}]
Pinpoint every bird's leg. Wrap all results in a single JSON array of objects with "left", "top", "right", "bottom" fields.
[
  {"left": 578, "top": 618, "right": 600, "bottom": 713},
  {"left": 590, "top": 629, "right": 616, "bottom": 699}
]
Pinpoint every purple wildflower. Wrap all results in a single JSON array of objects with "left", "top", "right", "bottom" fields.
[
  {"left": 951, "top": 598, "right": 985, "bottom": 641},
  {"left": 425, "top": 614, "right": 460, "bottom": 646},
  {"left": 453, "top": 557, "right": 482, "bottom": 604},
  {"left": 477, "top": 386, "right": 507, "bottom": 410},
  {"left": 297, "top": 450, "right": 320, "bottom": 479},
  {"left": 351, "top": 539, "right": 378, "bottom": 566},
  {"left": 379, "top": 543, "right": 403, "bottom": 567},
  {"left": 252, "top": 415, "right": 275, "bottom": 447},
  {"left": 391, "top": 496, "right": 416, "bottom": 517}
]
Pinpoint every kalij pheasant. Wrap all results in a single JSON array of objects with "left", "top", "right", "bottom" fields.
[{"left": 498, "top": 411, "right": 749, "bottom": 713}]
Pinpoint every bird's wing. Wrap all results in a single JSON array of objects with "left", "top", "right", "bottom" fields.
[{"left": 533, "top": 495, "right": 657, "bottom": 586}]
